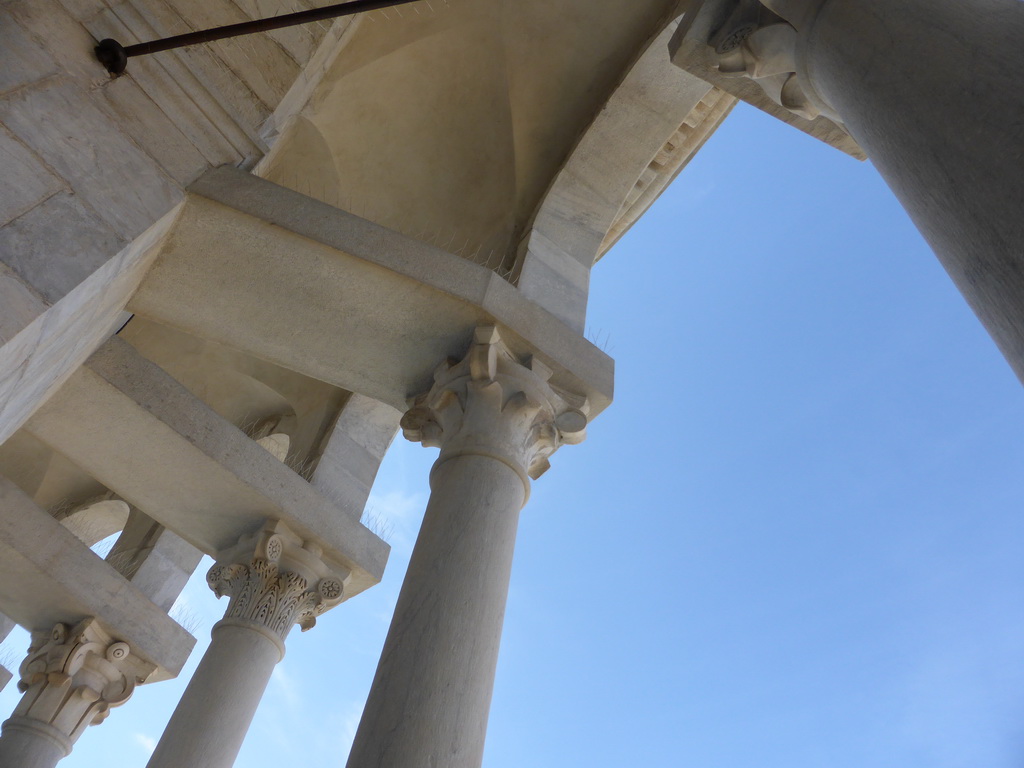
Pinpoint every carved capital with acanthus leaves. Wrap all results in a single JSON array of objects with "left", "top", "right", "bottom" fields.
[
  {"left": 207, "top": 522, "right": 349, "bottom": 648},
  {"left": 7, "top": 618, "right": 152, "bottom": 754},
  {"left": 400, "top": 326, "right": 589, "bottom": 491}
]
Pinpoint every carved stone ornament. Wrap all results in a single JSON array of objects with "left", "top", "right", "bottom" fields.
[
  {"left": 8, "top": 618, "right": 150, "bottom": 753},
  {"left": 400, "top": 326, "right": 589, "bottom": 485},
  {"left": 207, "top": 524, "right": 347, "bottom": 639},
  {"left": 709, "top": 0, "right": 834, "bottom": 121}
]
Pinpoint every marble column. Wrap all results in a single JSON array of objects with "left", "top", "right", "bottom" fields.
[
  {"left": 0, "top": 619, "right": 150, "bottom": 768},
  {"left": 346, "top": 326, "right": 587, "bottom": 768},
  {"left": 754, "top": 0, "right": 1024, "bottom": 380},
  {"left": 146, "top": 522, "right": 347, "bottom": 768}
]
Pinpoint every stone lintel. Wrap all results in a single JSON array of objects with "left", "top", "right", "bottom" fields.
[
  {"left": 0, "top": 475, "right": 194, "bottom": 682},
  {"left": 128, "top": 167, "right": 614, "bottom": 418},
  {"left": 0, "top": 205, "right": 181, "bottom": 447},
  {"left": 24, "top": 338, "right": 389, "bottom": 599}
]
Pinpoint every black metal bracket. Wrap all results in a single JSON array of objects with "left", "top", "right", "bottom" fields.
[{"left": 95, "top": 0, "right": 423, "bottom": 75}]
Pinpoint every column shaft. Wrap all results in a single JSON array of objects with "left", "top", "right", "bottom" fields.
[
  {"left": 799, "top": 0, "right": 1024, "bottom": 378},
  {"left": 146, "top": 622, "right": 281, "bottom": 768},
  {"left": 0, "top": 722, "right": 67, "bottom": 768},
  {"left": 347, "top": 455, "right": 525, "bottom": 768},
  {"left": 346, "top": 326, "right": 587, "bottom": 768},
  {"left": 146, "top": 522, "right": 346, "bottom": 768}
]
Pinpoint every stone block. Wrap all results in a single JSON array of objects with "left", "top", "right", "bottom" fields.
[
  {"left": 55, "top": 0, "right": 107, "bottom": 22},
  {"left": 106, "top": 509, "right": 203, "bottom": 612},
  {"left": 312, "top": 394, "right": 400, "bottom": 519},
  {"left": 161, "top": 0, "right": 300, "bottom": 108},
  {"left": 0, "top": 125, "right": 63, "bottom": 227},
  {"left": 0, "top": 205, "right": 177, "bottom": 446},
  {"left": 101, "top": 76, "right": 209, "bottom": 185},
  {"left": 232, "top": 0, "right": 323, "bottom": 65},
  {"left": 87, "top": 3, "right": 263, "bottom": 162},
  {"left": 517, "top": 228, "right": 591, "bottom": 334},
  {"left": 0, "top": 77, "right": 181, "bottom": 239},
  {"left": 0, "top": 474, "right": 195, "bottom": 680},
  {"left": 25, "top": 338, "right": 390, "bottom": 597},
  {"left": 0, "top": 9, "right": 59, "bottom": 95},
  {"left": 0, "top": 265, "right": 47, "bottom": 346},
  {"left": 5, "top": 0, "right": 110, "bottom": 86},
  {"left": 134, "top": 168, "right": 615, "bottom": 416},
  {"left": 0, "top": 192, "right": 126, "bottom": 304}
]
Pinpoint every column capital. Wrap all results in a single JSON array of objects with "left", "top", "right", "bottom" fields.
[
  {"left": 207, "top": 522, "right": 348, "bottom": 650},
  {"left": 709, "top": 0, "right": 837, "bottom": 121},
  {"left": 400, "top": 326, "right": 588, "bottom": 495},
  {"left": 6, "top": 618, "right": 151, "bottom": 755}
]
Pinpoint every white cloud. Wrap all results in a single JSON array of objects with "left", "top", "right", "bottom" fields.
[
  {"left": 365, "top": 488, "right": 427, "bottom": 555},
  {"left": 271, "top": 664, "right": 301, "bottom": 710},
  {"left": 336, "top": 700, "right": 365, "bottom": 756},
  {"left": 134, "top": 733, "right": 157, "bottom": 755}
]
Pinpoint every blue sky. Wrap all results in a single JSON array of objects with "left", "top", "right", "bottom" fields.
[{"left": 3, "top": 100, "right": 1024, "bottom": 768}]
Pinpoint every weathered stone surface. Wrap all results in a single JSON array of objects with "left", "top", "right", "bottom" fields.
[
  {"left": 86, "top": 3, "right": 264, "bottom": 162},
  {"left": 0, "top": 475, "right": 195, "bottom": 681},
  {"left": 105, "top": 509, "right": 203, "bottom": 613},
  {"left": 231, "top": 0, "right": 323, "bottom": 65},
  {"left": 0, "top": 266, "right": 47, "bottom": 346},
  {"left": 0, "top": 78, "right": 181, "bottom": 240},
  {"left": 311, "top": 394, "right": 400, "bottom": 520},
  {"left": 0, "top": 126, "right": 62, "bottom": 228},
  {"left": 0, "top": 10, "right": 58, "bottom": 95},
  {"left": 101, "top": 77, "right": 209, "bottom": 186},
  {"left": 156, "top": 0, "right": 300, "bottom": 109},
  {"left": 130, "top": 168, "right": 614, "bottom": 418},
  {"left": 24, "top": 338, "right": 390, "bottom": 597},
  {"left": 0, "top": 193, "right": 126, "bottom": 304},
  {"left": 5, "top": 0, "right": 110, "bottom": 86},
  {"left": 516, "top": 229, "right": 590, "bottom": 333},
  {"left": 0, "top": 205, "right": 178, "bottom": 446}
]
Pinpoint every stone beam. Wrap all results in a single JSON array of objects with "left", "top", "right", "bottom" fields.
[
  {"left": 0, "top": 206, "right": 181, "bottom": 447},
  {"left": 0, "top": 475, "right": 194, "bottom": 682},
  {"left": 24, "top": 339, "right": 388, "bottom": 599},
  {"left": 105, "top": 509, "right": 203, "bottom": 613},
  {"left": 309, "top": 394, "right": 401, "bottom": 522},
  {"left": 128, "top": 166, "right": 614, "bottom": 418}
]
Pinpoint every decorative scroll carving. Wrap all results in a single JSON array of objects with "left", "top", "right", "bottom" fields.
[
  {"left": 8, "top": 619, "right": 150, "bottom": 753},
  {"left": 400, "top": 326, "right": 588, "bottom": 484},
  {"left": 207, "top": 525, "right": 347, "bottom": 638}
]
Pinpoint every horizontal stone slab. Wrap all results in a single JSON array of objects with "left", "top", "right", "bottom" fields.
[
  {"left": 24, "top": 338, "right": 389, "bottom": 599},
  {"left": 0, "top": 475, "right": 194, "bottom": 682},
  {"left": 129, "top": 166, "right": 614, "bottom": 417}
]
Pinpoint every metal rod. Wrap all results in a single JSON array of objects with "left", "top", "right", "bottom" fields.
[{"left": 95, "top": 0, "right": 422, "bottom": 74}]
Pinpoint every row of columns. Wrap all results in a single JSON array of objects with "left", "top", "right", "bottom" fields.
[
  {"left": 0, "top": 326, "right": 588, "bottom": 768},
  {"left": 3, "top": 2, "right": 1014, "bottom": 756}
]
